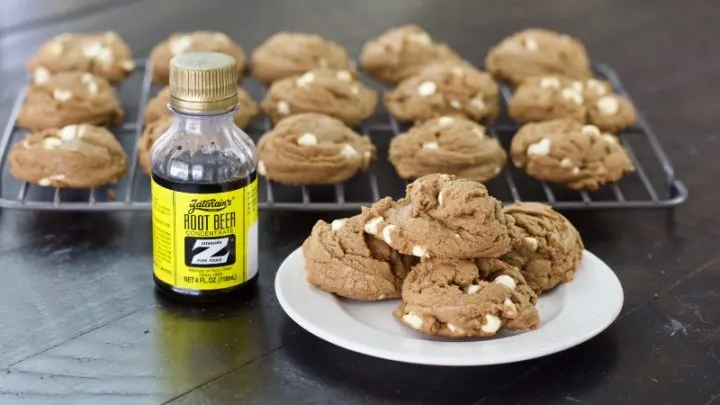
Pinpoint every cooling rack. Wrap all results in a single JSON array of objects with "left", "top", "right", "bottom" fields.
[{"left": 0, "top": 59, "right": 687, "bottom": 211}]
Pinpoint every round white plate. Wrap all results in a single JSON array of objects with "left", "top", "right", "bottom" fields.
[{"left": 275, "top": 249, "right": 623, "bottom": 366}]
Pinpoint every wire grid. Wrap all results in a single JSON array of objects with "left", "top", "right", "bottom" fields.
[{"left": 0, "top": 59, "right": 687, "bottom": 211}]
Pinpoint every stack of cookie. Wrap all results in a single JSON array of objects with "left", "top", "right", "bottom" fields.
[{"left": 303, "top": 174, "right": 584, "bottom": 338}]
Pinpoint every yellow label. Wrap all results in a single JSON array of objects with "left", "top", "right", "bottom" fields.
[{"left": 151, "top": 178, "right": 258, "bottom": 291}]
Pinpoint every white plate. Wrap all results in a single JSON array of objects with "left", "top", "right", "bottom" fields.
[{"left": 275, "top": 249, "right": 623, "bottom": 366}]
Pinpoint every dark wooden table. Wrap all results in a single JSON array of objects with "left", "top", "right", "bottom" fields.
[{"left": 1, "top": 1, "right": 719, "bottom": 404}]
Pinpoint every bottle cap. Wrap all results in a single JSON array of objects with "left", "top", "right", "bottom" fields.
[{"left": 168, "top": 52, "right": 238, "bottom": 113}]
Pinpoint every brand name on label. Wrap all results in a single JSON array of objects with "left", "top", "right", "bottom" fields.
[{"left": 187, "top": 199, "right": 232, "bottom": 214}]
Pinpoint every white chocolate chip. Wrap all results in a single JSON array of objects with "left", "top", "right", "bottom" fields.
[
  {"left": 417, "top": 81, "right": 436, "bottom": 97},
  {"left": 527, "top": 138, "right": 551, "bottom": 157},
  {"left": 571, "top": 81, "right": 584, "bottom": 92},
  {"left": 598, "top": 96, "right": 620, "bottom": 115},
  {"left": 470, "top": 98, "right": 485, "bottom": 111},
  {"left": 449, "top": 99, "right": 462, "bottom": 109},
  {"left": 37, "top": 178, "right": 52, "bottom": 187},
  {"left": 494, "top": 275, "right": 516, "bottom": 290},
  {"left": 422, "top": 141, "right": 439, "bottom": 150},
  {"left": 52, "top": 89, "right": 73, "bottom": 102},
  {"left": 581, "top": 125, "right": 601, "bottom": 136},
  {"left": 276, "top": 101, "right": 290, "bottom": 115},
  {"left": 411, "top": 245, "right": 428, "bottom": 257},
  {"left": 561, "top": 88, "right": 584, "bottom": 105},
  {"left": 350, "top": 85, "right": 360, "bottom": 95},
  {"left": 296, "top": 72, "right": 315, "bottom": 87},
  {"left": 331, "top": 219, "right": 345, "bottom": 231},
  {"left": 363, "top": 151, "right": 371, "bottom": 160},
  {"left": 402, "top": 313, "right": 424, "bottom": 329},
  {"left": 84, "top": 76, "right": 99, "bottom": 95},
  {"left": 340, "top": 144, "right": 358, "bottom": 158},
  {"left": 364, "top": 216, "right": 383, "bottom": 234},
  {"left": 587, "top": 79, "right": 607, "bottom": 95},
  {"left": 34, "top": 67, "right": 51, "bottom": 84},
  {"left": 42, "top": 138, "right": 63, "bottom": 150},
  {"left": 169, "top": 35, "right": 193, "bottom": 55},
  {"left": 409, "top": 32, "right": 432, "bottom": 45},
  {"left": 378, "top": 295, "right": 386, "bottom": 300},
  {"left": 540, "top": 77, "right": 561, "bottom": 89},
  {"left": 213, "top": 32, "right": 230, "bottom": 42},
  {"left": 59, "top": 125, "right": 86, "bottom": 141},
  {"left": 467, "top": 284, "right": 481, "bottom": 295},
  {"left": 474, "top": 128, "right": 485, "bottom": 139},
  {"left": 503, "top": 298, "right": 518, "bottom": 317},
  {"left": 82, "top": 42, "right": 110, "bottom": 61},
  {"left": 438, "top": 189, "right": 445, "bottom": 205},
  {"left": 447, "top": 323, "right": 461, "bottom": 333},
  {"left": 121, "top": 60, "right": 135, "bottom": 71},
  {"left": 572, "top": 167, "right": 581, "bottom": 175},
  {"left": 297, "top": 133, "right": 317, "bottom": 146},
  {"left": 524, "top": 236, "right": 539, "bottom": 251},
  {"left": 48, "top": 41, "right": 64, "bottom": 56},
  {"left": 438, "top": 116, "right": 454, "bottom": 126},
  {"left": 382, "top": 224, "right": 395, "bottom": 244},
  {"left": 451, "top": 66, "right": 465, "bottom": 77},
  {"left": 481, "top": 314, "right": 502, "bottom": 334},
  {"left": 336, "top": 70, "right": 352, "bottom": 81},
  {"left": 257, "top": 160, "right": 266, "bottom": 176},
  {"left": 523, "top": 37, "right": 539, "bottom": 51},
  {"left": 560, "top": 157, "right": 573, "bottom": 168},
  {"left": 96, "top": 46, "right": 113, "bottom": 64},
  {"left": 493, "top": 166, "right": 501, "bottom": 175},
  {"left": 602, "top": 134, "right": 618, "bottom": 144},
  {"left": 318, "top": 58, "right": 328, "bottom": 68}
]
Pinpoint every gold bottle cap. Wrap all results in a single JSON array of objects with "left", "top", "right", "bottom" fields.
[{"left": 168, "top": 52, "right": 238, "bottom": 113}]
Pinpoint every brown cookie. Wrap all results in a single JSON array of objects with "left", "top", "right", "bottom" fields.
[
  {"left": 9, "top": 124, "right": 128, "bottom": 188},
  {"left": 149, "top": 31, "right": 246, "bottom": 84},
  {"left": 384, "top": 62, "right": 499, "bottom": 123},
  {"left": 364, "top": 174, "right": 511, "bottom": 259},
  {"left": 18, "top": 71, "right": 124, "bottom": 131},
  {"left": 486, "top": 29, "right": 592, "bottom": 84},
  {"left": 510, "top": 119, "right": 635, "bottom": 190},
  {"left": 144, "top": 86, "right": 258, "bottom": 128},
  {"left": 393, "top": 259, "right": 538, "bottom": 338},
  {"left": 509, "top": 76, "right": 637, "bottom": 132},
  {"left": 500, "top": 202, "right": 584, "bottom": 294},
  {"left": 26, "top": 31, "right": 135, "bottom": 83},
  {"left": 360, "top": 25, "right": 462, "bottom": 84},
  {"left": 251, "top": 32, "right": 350, "bottom": 84},
  {"left": 389, "top": 116, "right": 506, "bottom": 182},
  {"left": 261, "top": 69, "right": 378, "bottom": 126},
  {"left": 257, "top": 113, "right": 376, "bottom": 185},
  {"left": 302, "top": 212, "right": 416, "bottom": 301},
  {"left": 138, "top": 116, "right": 173, "bottom": 175}
]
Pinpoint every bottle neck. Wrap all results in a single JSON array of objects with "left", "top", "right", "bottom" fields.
[{"left": 171, "top": 106, "right": 236, "bottom": 135}]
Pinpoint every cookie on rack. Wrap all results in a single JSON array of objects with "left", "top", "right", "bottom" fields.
[
  {"left": 303, "top": 211, "right": 416, "bottom": 301},
  {"left": 149, "top": 31, "right": 246, "bottom": 84},
  {"left": 388, "top": 116, "right": 506, "bottom": 182},
  {"left": 510, "top": 119, "right": 635, "bottom": 190},
  {"left": 251, "top": 32, "right": 350, "bottom": 84},
  {"left": 384, "top": 62, "right": 499, "bottom": 123},
  {"left": 508, "top": 76, "right": 637, "bottom": 132},
  {"left": 364, "top": 174, "right": 510, "bottom": 259},
  {"left": 144, "top": 86, "right": 258, "bottom": 127},
  {"left": 26, "top": 31, "right": 135, "bottom": 83},
  {"left": 500, "top": 202, "right": 584, "bottom": 294},
  {"left": 18, "top": 71, "right": 124, "bottom": 131},
  {"left": 485, "top": 29, "right": 592, "bottom": 84},
  {"left": 261, "top": 69, "right": 378, "bottom": 127},
  {"left": 256, "top": 113, "right": 376, "bottom": 185},
  {"left": 9, "top": 124, "right": 128, "bottom": 188},
  {"left": 138, "top": 116, "right": 173, "bottom": 174},
  {"left": 360, "top": 25, "right": 462, "bottom": 84},
  {"left": 393, "top": 259, "right": 539, "bottom": 338}
]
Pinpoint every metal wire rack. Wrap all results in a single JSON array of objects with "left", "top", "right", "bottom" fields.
[{"left": 0, "top": 59, "right": 687, "bottom": 211}]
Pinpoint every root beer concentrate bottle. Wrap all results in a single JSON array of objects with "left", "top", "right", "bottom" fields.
[{"left": 150, "top": 52, "right": 258, "bottom": 301}]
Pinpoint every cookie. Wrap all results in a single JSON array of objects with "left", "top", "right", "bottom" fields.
[
  {"left": 303, "top": 212, "right": 416, "bottom": 301},
  {"left": 251, "top": 32, "right": 350, "bottom": 83},
  {"left": 18, "top": 71, "right": 124, "bottom": 131},
  {"left": 26, "top": 31, "right": 135, "bottom": 83},
  {"left": 393, "top": 259, "right": 538, "bottom": 338},
  {"left": 360, "top": 25, "right": 462, "bottom": 84},
  {"left": 149, "top": 31, "right": 246, "bottom": 84},
  {"left": 486, "top": 29, "right": 592, "bottom": 84},
  {"left": 9, "top": 124, "right": 128, "bottom": 188},
  {"left": 261, "top": 69, "right": 378, "bottom": 126},
  {"left": 500, "top": 202, "right": 584, "bottom": 294},
  {"left": 257, "top": 113, "right": 376, "bottom": 185},
  {"left": 144, "top": 86, "right": 258, "bottom": 128},
  {"left": 508, "top": 76, "right": 636, "bottom": 132},
  {"left": 389, "top": 116, "right": 506, "bottom": 182},
  {"left": 510, "top": 119, "right": 635, "bottom": 190},
  {"left": 364, "top": 174, "right": 510, "bottom": 259},
  {"left": 138, "top": 116, "right": 173, "bottom": 175},
  {"left": 384, "top": 62, "right": 500, "bottom": 123}
]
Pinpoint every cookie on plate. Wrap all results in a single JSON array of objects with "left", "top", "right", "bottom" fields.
[
  {"left": 257, "top": 113, "right": 376, "bottom": 185},
  {"left": 261, "top": 69, "right": 378, "bottom": 126},
  {"left": 364, "top": 174, "right": 510, "bottom": 259},
  {"left": 18, "top": 71, "right": 124, "bottom": 131},
  {"left": 360, "top": 25, "right": 462, "bottom": 84},
  {"left": 303, "top": 211, "right": 416, "bottom": 301},
  {"left": 389, "top": 116, "right": 506, "bottom": 182},
  {"left": 144, "top": 86, "right": 258, "bottom": 127},
  {"left": 138, "top": 116, "right": 173, "bottom": 174},
  {"left": 149, "top": 31, "right": 246, "bottom": 84},
  {"left": 508, "top": 76, "right": 637, "bottom": 132},
  {"left": 393, "top": 259, "right": 539, "bottom": 338},
  {"left": 486, "top": 29, "right": 592, "bottom": 84},
  {"left": 251, "top": 32, "right": 350, "bottom": 84},
  {"left": 384, "top": 62, "right": 499, "bottom": 123},
  {"left": 500, "top": 202, "right": 584, "bottom": 294},
  {"left": 9, "top": 124, "right": 128, "bottom": 188},
  {"left": 26, "top": 31, "right": 135, "bottom": 83},
  {"left": 510, "top": 119, "right": 635, "bottom": 190}
]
